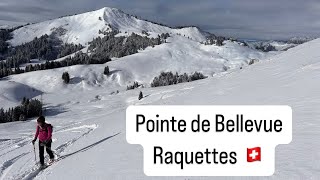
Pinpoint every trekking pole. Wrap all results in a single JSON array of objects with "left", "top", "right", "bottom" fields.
[{"left": 33, "top": 143, "right": 37, "bottom": 162}]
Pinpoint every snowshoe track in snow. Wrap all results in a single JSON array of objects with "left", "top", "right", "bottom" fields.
[
  {"left": 0, "top": 153, "right": 29, "bottom": 179},
  {"left": 0, "top": 124, "right": 98, "bottom": 180}
]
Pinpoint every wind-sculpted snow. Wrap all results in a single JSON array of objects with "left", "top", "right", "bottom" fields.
[{"left": 0, "top": 81, "right": 42, "bottom": 109}]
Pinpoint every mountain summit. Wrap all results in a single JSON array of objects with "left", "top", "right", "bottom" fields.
[
  {"left": 9, "top": 7, "right": 208, "bottom": 46},
  {"left": 1, "top": 7, "right": 273, "bottom": 91}
]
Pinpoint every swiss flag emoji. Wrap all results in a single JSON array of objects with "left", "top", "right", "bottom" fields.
[{"left": 247, "top": 147, "right": 261, "bottom": 162}]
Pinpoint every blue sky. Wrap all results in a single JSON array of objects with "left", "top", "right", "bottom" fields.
[{"left": 0, "top": 0, "right": 319, "bottom": 40}]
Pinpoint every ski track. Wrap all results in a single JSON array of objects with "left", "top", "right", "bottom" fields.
[
  {"left": 54, "top": 125, "right": 97, "bottom": 154},
  {"left": 0, "top": 153, "right": 29, "bottom": 180},
  {"left": 9, "top": 125, "right": 97, "bottom": 180},
  {"left": 0, "top": 141, "right": 30, "bottom": 160},
  {"left": 0, "top": 138, "right": 33, "bottom": 158},
  {"left": 0, "top": 90, "right": 122, "bottom": 179},
  {"left": 0, "top": 138, "right": 26, "bottom": 151}
]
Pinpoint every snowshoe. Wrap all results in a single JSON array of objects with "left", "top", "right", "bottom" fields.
[
  {"left": 39, "top": 164, "right": 47, "bottom": 170},
  {"left": 48, "top": 159, "right": 54, "bottom": 165}
]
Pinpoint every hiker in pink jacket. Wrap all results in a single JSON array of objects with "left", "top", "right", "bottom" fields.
[{"left": 32, "top": 116, "right": 54, "bottom": 166}]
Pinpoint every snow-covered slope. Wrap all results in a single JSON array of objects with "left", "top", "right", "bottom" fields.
[
  {"left": 9, "top": 7, "right": 208, "bottom": 46},
  {"left": 245, "top": 40, "right": 297, "bottom": 51},
  {"left": 5, "top": 6, "right": 275, "bottom": 91},
  {"left": 245, "top": 37, "right": 316, "bottom": 52},
  {"left": 7, "top": 35, "right": 271, "bottom": 94},
  {"left": 0, "top": 81, "right": 42, "bottom": 109},
  {"left": 0, "top": 32, "right": 319, "bottom": 180}
]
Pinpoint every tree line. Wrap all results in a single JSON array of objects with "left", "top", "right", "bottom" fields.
[
  {"left": 0, "top": 51, "right": 111, "bottom": 78},
  {"left": 1, "top": 30, "right": 170, "bottom": 79},
  {"left": 204, "top": 35, "right": 226, "bottom": 46},
  {"left": 2, "top": 34, "right": 83, "bottom": 68},
  {"left": 151, "top": 71, "right": 207, "bottom": 87},
  {"left": 88, "top": 31, "right": 169, "bottom": 58},
  {"left": 0, "top": 28, "right": 13, "bottom": 57},
  {"left": 0, "top": 98, "right": 42, "bottom": 123},
  {"left": 126, "top": 81, "right": 141, "bottom": 90}
]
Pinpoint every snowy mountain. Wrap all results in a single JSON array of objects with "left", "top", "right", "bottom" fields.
[
  {"left": 1, "top": 7, "right": 276, "bottom": 92},
  {"left": 245, "top": 40, "right": 296, "bottom": 51},
  {"left": 287, "top": 36, "right": 315, "bottom": 44},
  {"left": 0, "top": 34, "right": 271, "bottom": 107},
  {"left": 244, "top": 37, "right": 315, "bottom": 52},
  {"left": 0, "top": 25, "right": 12, "bottom": 29},
  {"left": 9, "top": 7, "right": 209, "bottom": 46},
  {"left": 0, "top": 36, "right": 319, "bottom": 180},
  {"left": 1, "top": 6, "right": 319, "bottom": 180}
]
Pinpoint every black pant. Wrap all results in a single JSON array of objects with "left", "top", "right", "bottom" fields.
[{"left": 39, "top": 139, "right": 54, "bottom": 165}]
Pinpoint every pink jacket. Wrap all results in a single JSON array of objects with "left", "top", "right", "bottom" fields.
[{"left": 34, "top": 123, "right": 52, "bottom": 142}]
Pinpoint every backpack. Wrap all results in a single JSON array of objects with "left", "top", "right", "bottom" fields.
[{"left": 38, "top": 123, "right": 53, "bottom": 133}]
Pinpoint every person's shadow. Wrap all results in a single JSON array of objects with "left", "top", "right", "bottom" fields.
[{"left": 57, "top": 132, "right": 120, "bottom": 161}]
